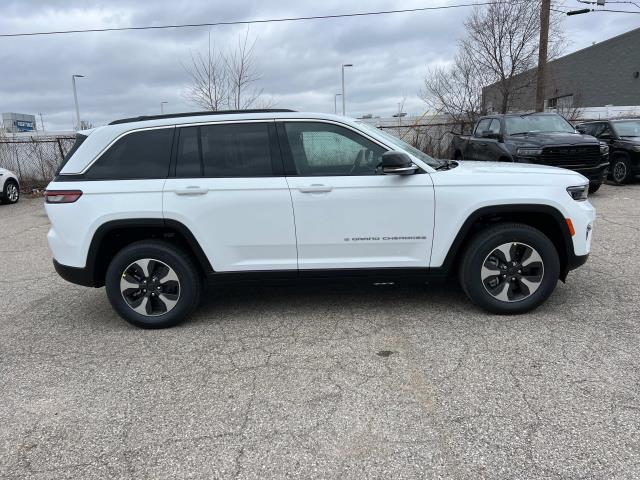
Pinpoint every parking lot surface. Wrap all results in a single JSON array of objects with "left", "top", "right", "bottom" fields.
[{"left": 1, "top": 184, "right": 639, "bottom": 479}]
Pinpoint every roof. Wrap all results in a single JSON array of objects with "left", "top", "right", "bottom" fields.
[{"left": 108, "top": 109, "right": 296, "bottom": 125}]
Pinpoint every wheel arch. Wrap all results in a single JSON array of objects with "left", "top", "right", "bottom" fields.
[
  {"left": 439, "top": 204, "right": 574, "bottom": 281},
  {"left": 87, "top": 218, "right": 213, "bottom": 287}
]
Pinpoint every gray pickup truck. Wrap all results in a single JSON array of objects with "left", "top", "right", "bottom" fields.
[{"left": 451, "top": 112, "right": 610, "bottom": 193}]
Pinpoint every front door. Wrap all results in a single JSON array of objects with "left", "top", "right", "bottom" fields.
[{"left": 279, "top": 121, "right": 435, "bottom": 270}]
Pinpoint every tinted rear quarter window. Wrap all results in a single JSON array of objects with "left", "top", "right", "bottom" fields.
[
  {"left": 86, "top": 128, "right": 174, "bottom": 179},
  {"left": 55, "top": 133, "right": 87, "bottom": 175}
]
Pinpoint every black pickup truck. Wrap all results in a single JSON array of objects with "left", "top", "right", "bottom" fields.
[
  {"left": 576, "top": 119, "right": 640, "bottom": 185},
  {"left": 452, "top": 113, "right": 610, "bottom": 193}
]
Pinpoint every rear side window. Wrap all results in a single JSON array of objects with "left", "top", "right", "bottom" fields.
[
  {"left": 86, "top": 128, "right": 174, "bottom": 180},
  {"left": 201, "top": 123, "right": 272, "bottom": 177},
  {"left": 175, "top": 122, "right": 274, "bottom": 178},
  {"left": 55, "top": 133, "right": 87, "bottom": 175}
]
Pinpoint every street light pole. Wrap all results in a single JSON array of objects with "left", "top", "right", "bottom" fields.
[
  {"left": 334, "top": 93, "right": 342, "bottom": 114},
  {"left": 160, "top": 101, "right": 168, "bottom": 114},
  {"left": 341, "top": 64, "right": 353, "bottom": 116},
  {"left": 72, "top": 74, "right": 84, "bottom": 130}
]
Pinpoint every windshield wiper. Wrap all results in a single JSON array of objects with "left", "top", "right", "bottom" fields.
[{"left": 509, "top": 132, "right": 530, "bottom": 136}]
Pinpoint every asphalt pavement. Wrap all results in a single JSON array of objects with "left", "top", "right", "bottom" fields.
[{"left": 1, "top": 183, "right": 639, "bottom": 479}]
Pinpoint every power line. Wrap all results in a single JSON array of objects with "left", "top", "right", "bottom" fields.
[{"left": 0, "top": 2, "right": 521, "bottom": 38}]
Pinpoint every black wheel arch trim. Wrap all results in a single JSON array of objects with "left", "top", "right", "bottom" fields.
[
  {"left": 438, "top": 203, "right": 581, "bottom": 281},
  {"left": 73, "top": 218, "right": 214, "bottom": 287}
]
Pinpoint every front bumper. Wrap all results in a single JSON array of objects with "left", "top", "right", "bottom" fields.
[{"left": 573, "top": 161, "right": 609, "bottom": 184}]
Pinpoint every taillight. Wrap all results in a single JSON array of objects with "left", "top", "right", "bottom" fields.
[{"left": 45, "top": 190, "right": 83, "bottom": 203}]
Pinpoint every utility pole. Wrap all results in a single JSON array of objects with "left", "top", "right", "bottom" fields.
[
  {"left": 38, "top": 113, "right": 45, "bottom": 131},
  {"left": 535, "top": 0, "right": 551, "bottom": 112}
]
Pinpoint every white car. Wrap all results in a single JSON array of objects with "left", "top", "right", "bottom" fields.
[
  {"left": 45, "top": 110, "right": 595, "bottom": 328},
  {"left": 0, "top": 168, "right": 20, "bottom": 204}
]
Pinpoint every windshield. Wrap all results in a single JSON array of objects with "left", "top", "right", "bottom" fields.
[
  {"left": 612, "top": 120, "right": 640, "bottom": 137},
  {"left": 356, "top": 122, "right": 443, "bottom": 168},
  {"left": 505, "top": 114, "right": 576, "bottom": 135}
]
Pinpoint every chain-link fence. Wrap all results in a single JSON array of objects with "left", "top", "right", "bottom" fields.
[
  {"left": 0, "top": 133, "right": 75, "bottom": 190},
  {"left": 379, "top": 121, "right": 473, "bottom": 159}
]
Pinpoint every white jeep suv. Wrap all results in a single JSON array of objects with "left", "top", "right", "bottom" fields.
[{"left": 45, "top": 109, "right": 595, "bottom": 328}]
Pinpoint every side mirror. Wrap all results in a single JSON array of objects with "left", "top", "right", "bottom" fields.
[{"left": 381, "top": 151, "right": 419, "bottom": 175}]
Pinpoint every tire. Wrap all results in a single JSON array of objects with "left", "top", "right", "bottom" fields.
[
  {"left": 1, "top": 180, "right": 19, "bottom": 204},
  {"left": 610, "top": 155, "right": 632, "bottom": 185},
  {"left": 588, "top": 182, "right": 601, "bottom": 194},
  {"left": 105, "top": 240, "right": 201, "bottom": 328},
  {"left": 458, "top": 223, "right": 560, "bottom": 314}
]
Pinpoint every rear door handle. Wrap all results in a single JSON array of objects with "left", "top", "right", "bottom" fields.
[
  {"left": 175, "top": 186, "right": 208, "bottom": 195},
  {"left": 298, "top": 184, "right": 333, "bottom": 193}
]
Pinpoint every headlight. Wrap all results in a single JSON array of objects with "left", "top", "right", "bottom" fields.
[
  {"left": 632, "top": 145, "right": 640, "bottom": 152},
  {"left": 517, "top": 147, "right": 543, "bottom": 156},
  {"left": 567, "top": 185, "right": 588, "bottom": 201},
  {"left": 599, "top": 142, "right": 609, "bottom": 154}
]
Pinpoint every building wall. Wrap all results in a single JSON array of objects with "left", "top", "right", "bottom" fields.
[{"left": 482, "top": 27, "right": 640, "bottom": 113}]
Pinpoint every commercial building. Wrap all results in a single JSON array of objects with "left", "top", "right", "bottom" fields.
[
  {"left": 2, "top": 112, "right": 37, "bottom": 133},
  {"left": 482, "top": 27, "right": 640, "bottom": 118}
]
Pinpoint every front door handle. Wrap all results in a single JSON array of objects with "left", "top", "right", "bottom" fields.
[
  {"left": 298, "top": 184, "right": 333, "bottom": 193},
  {"left": 175, "top": 186, "right": 208, "bottom": 196}
]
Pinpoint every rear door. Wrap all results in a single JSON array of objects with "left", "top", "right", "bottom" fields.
[
  {"left": 163, "top": 121, "right": 297, "bottom": 272},
  {"left": 279, "top": 120, "right": 434, "bottom": 270}
]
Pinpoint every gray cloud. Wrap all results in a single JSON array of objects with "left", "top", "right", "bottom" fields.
[{"left": 0, "top": 0, "right": 638, "bottom": 130}]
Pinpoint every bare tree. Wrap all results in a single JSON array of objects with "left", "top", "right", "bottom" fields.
[
  {"left": 420, "top": 49, "right": 491, "bottom": 132},
  {"left": 183, "top": 29, "right": 270, "bottom": 111},
  {"left": 421, "top": 0, "right": 566, "bottom": 121},
  {"left": 461, "top": 0, "right": 565, "bottom": 113},
  {"left": 182, "top": 37, "right": 229, "bottom": 111},
  {"left": 225, "top": 29, "right": 264, "bottom": 110}
]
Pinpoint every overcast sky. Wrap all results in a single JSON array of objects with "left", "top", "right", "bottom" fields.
[{"left": 0, "top": 0, "right": 638, "bottom": 131}]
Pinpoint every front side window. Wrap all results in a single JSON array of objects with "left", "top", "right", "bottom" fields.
[
  {"left": 87, "top": 128, "right": 173, "bottom": 179},
  {"left": 175, "top": 123, "right": 274, "bottom": 177},
  {"left": 488, "top": 119, "right": 501, "bottom": 135},
  {"left": 474, "top": 119, "right": 492, "bottom": 136},
  {"left": 282, "top": 122, "right": 386, "bottom": 176}
]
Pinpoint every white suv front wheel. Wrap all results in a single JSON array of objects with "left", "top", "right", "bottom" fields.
[
  {"left": 105, "top": 240, "right": 201, "bottom": 328},
  {"left": 459, "top": 223, "right": 560, "bottom": 314}
]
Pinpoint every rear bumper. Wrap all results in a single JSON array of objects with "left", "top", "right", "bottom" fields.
[{"left": 53, "top": 259, "right": 97, "bottom": 287}]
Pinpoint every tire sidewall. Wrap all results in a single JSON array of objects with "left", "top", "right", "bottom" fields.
[
  {"left": 611, "top": 156, "right": 630, "bottom": 185},
  {"left": 3, "top": 180, "right": 19, "bottom": 204},
  {"left": 462, "top": 226, "right": 560, "bottom": 314},
  {"left": 105, "top": 242, "right": 200, "bottom": 328}
]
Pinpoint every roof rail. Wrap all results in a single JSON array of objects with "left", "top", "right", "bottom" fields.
[{"left": 108, "top": 109, "right": 296, "bottom": 125}]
